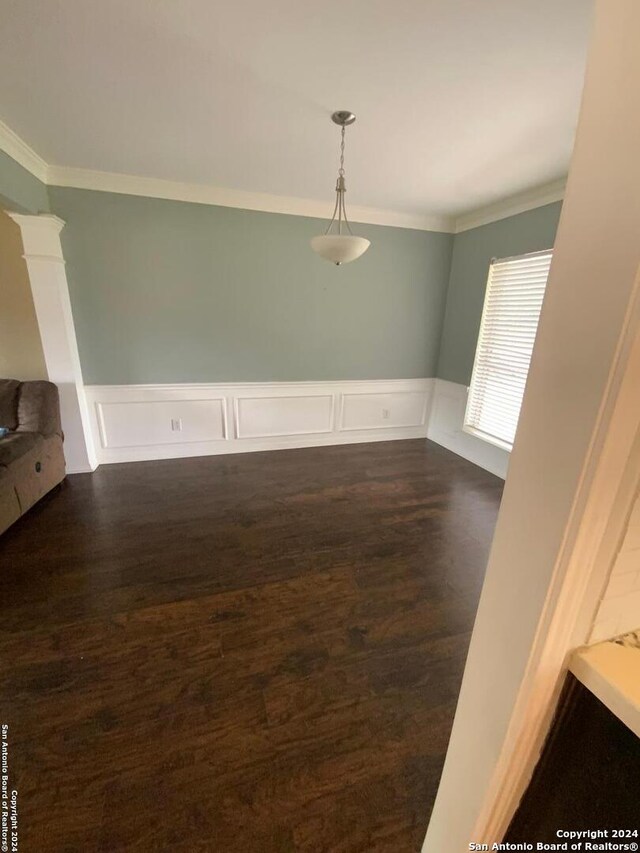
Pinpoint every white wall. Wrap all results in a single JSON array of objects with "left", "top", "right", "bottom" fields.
[
  {"left": 424, "top": 1, "right": 640, "bottom": 849},
  {"left": 590, "top": 486, "right": 640, "bottom": 642}
]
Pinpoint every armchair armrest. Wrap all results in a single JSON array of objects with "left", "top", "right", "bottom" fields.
[{"left": 17, "top": 381, "right": 63, "bottom": 438}]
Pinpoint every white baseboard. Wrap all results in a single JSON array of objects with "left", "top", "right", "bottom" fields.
[
  {"left": 84, "top": 379, "right": 434, "bottom": 465},
  {"left": 427, "top": 379, "right": 509, "bottom": 479}
]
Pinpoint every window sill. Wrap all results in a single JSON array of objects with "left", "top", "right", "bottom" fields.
[{"left": 462, "top": 424, "right": 513, "bottom": 453}]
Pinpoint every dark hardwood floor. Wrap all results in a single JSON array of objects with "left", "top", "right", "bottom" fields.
[{"left": 0, "top": 439, "right": 503, "bottom": 852}]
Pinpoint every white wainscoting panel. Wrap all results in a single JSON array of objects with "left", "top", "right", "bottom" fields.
[
  {"left": 98, "top": 399, "right": 226, "bottom": 448},
  {"left": 340, "top": 391, "right": 428, "bottom": 432},
  {"left": 427, "top": 379, "right": 510, "bottom": 479},
  {"left": 236, "top": 394, "right": 333, "bottom": 439},
  {"left": 84, "top": 379, "right": 433, "bottom": 465}
]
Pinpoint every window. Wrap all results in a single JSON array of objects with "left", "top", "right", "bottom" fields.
[{"left": 464, "top": 249, "right": 553, "bottom": 451}]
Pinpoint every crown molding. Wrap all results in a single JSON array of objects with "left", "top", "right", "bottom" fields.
[
  {"left": 0, "top": 117, "right": 565, "bottom": 234},
  {"left": 0, "top": 116, "right": 454, "bottom": 231},
  {"left": 0, "top": 118, "right": 49, "bottom": 183},
  {"left": 46, "top": 165, "right": 455, "bottom": 232},
  {"left": 453, "top": 178, "right": 566, "bottom": 233}
]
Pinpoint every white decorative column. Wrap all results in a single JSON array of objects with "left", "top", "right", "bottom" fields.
[{"left": 8, "top": 213, "right": 97, "bottom": 473}]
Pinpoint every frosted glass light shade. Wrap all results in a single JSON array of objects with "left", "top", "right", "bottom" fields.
[{"left": 310, "top": 235, "right": 371, "bottom": 265}]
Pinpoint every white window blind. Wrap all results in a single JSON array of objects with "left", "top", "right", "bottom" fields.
[{"left": 464, "top": 249, "right": 553, "bottom": 451}]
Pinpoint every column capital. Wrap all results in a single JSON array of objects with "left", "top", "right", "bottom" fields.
[
  {"left": 7, "top": 212, "right": 65, "bottom": 230},
  {"left": 7, "top": 212, "right": 66, "bottom": 259}
]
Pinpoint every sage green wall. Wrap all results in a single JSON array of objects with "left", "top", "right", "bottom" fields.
[
  {"left": 0, "top": 141, "right": 562, "bottom": 389},
  {"left": 437, "top": 202, "right": 563, "bottom": 385},
  {"left": 0, "top": 150, "right": 49, "bottom": 214},
  {"left": 48, "top": 186, "right": 453, "bottom": 385}
]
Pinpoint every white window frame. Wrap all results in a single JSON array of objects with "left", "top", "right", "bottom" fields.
[{"left": 463, "top": 249, "right": 553, "bottom": 452}]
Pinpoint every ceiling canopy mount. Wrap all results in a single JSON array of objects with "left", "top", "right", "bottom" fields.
[{"left": 331, "top": 110, "right": 356, "bottom": 127}]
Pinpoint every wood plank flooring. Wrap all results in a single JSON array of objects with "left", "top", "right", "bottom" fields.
[{"left": 0, "top": 439, "right": 503, "bottom": 852}]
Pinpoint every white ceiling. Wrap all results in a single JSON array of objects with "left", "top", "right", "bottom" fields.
[{"left": 0, "top": 0, "right": 592, "bottom": 218}]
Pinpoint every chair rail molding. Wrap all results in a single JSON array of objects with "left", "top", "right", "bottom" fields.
[{"left": 7, "top": 213, "right": 97, "bottom": 473}]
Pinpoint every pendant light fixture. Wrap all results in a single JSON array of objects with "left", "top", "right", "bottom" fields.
[{"left": 310, "top": 111, "right": 371, "bottom": 265}]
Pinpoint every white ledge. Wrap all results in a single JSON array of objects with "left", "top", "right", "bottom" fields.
[{"left": 569, "top": 634, "right": 640, "bottom": 738}]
